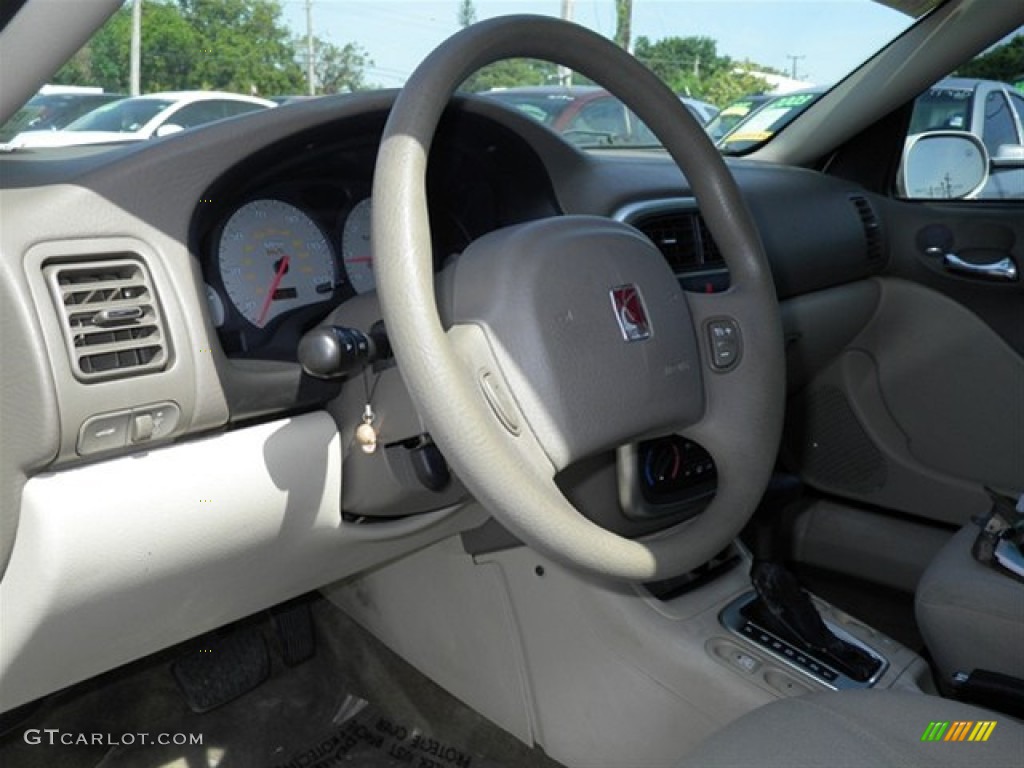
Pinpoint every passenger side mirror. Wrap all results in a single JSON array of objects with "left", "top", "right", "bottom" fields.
[
  {"left": 155, "top": 124, "right": 184, "bottom": 138},
  {"left": 900, "top": 131, "right": 989, "bottom": 199}
]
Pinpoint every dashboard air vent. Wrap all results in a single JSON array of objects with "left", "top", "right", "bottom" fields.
[
  {"left": 633, "top": 211, "right": 724, "bottom": 273},
  {"left": 850, "top": 195, "right": 885, "bottom": 268},
  {"left": 44, "top": 258, "right": 170, "bottom": 382}
]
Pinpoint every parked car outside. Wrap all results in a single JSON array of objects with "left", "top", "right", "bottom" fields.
[
  {"left": 716, "top": 86, "right": 827, "bottom": 152},
  {"left": 679, "top": 96, "right": 719, "bottom": 124},
  {"left": 481, "top": 85, "right": 663, "bottom": 146},
  {"left": 901, "top": 77, "right": 1024, "bottom": 199},
  {"left": 482, "top": 86, "right": 718, "bottom": 146},
  {"left": 6, "top": 90, "right": 276, "bottom": 148},
  {"left": 703, "top": 93, "right": 771, "bottom": 142},
  {"left": 0, "top": 91, "right": 124, "bottom": 143}
]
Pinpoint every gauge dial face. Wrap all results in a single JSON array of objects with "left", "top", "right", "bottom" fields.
[
  {"left": 218, "top": 199, "right": 336, "bottom": 328},
  {"left": 341, "top": 198, "right": 375, "bottom": 295}
]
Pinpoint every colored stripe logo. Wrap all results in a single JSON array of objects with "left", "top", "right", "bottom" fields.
[{"left": 921, "top": 721, "right": 997, "bottom": 742}]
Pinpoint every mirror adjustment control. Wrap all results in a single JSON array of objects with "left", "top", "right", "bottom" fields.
[
  {"left": 78, "top": 412, "right": 131, "bottom": 455},
  {"left": 706, "top": 317, "right": 741, "bottom": 370}
]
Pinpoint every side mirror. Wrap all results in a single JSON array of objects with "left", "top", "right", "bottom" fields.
[
  {"left": 155, "top": 123, "right": 184, "bottom": 138},
  {"left": 900, "top": 131, "right": 989, "bottom": 199}
]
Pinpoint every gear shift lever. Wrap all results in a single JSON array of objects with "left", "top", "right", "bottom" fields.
[{"left": 746, "top": 475, "right": 882, "bottom": 683}]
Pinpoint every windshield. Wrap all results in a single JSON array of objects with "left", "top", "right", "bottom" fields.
[
  {"left": 3, "top": 0, "right": 940, "bottom": 151},
  {"left": 65, "top": 98, "right": 175, "bottom": 133}
]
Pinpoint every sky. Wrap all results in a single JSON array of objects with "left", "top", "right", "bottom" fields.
[{"left": 280, "top": 0, "right": 916, "bottom": 89}]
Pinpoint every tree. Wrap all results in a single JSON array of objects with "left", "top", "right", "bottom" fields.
[
  {"left": 312, "top": 38, "right": 373, "bottom": 94},
  {"left": 460, "top": 59, "right": 558, "bottom": 93},
  {"left": 55, "top": 1, "right": 198, "bottom": 92},
  {"left": 53, "top": 0, "right": 320, "bottom": 96},
  {"left": 177, "top": 0, "right": 303, "bottom": 94},
  {"left": 614, "top": 0, "right": 632, "bottom": 51},
  {"left": 956, "top": 34, "right": 1023, "bottom": 83},
  {"left": 633, "top": 35, "right": 771, "bottom": 106},
  {"left": 457, "top": 0, "right": 477, "bottom": 28}
]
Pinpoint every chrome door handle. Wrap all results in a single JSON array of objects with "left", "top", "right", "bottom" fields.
[{"left": 932, "top": 250, "right": 1019, "bottom": 281}]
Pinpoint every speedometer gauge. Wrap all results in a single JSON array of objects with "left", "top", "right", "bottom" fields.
[
  {"left": 341, "top": 198, "right": 375, "bottom": 294},
  {"left": 218, "top": 199, "right": 336, "bottom": 328}
]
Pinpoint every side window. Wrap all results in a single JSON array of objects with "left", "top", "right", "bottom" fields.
[
  {"left": 221, "top": 101, "right": 265, "bottom": 119},
  {"left": 565, "top": 99, "right": 629, "bottom": 143},
  {"left": 982, "top": 90, "right": 1017, "bottom": 156},
  {"left": 170, "top": 102, "right": 225, "bottom": 129}
]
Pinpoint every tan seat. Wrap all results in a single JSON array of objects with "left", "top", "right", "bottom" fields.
[
  {"left": 916, "top": 525, "right": 1024, "bottom": 684},
  {"left": 678, "top": 689, "right": 1023, "bottom": 767}
]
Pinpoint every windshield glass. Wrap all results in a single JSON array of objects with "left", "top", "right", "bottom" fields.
[
  {"left": 3, "top": 0, "right": 941, "bottom": 151},
  {"left": 65, "top": 98, "right": 175, "bottom": 133}
]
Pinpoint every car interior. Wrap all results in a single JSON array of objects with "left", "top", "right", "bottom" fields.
[{"left": 0, "top": 0, "right": 1022, "bottom": 766}]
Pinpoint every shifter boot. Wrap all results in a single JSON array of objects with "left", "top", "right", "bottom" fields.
[{"left": 750, "top": 561, "right": 881, "bottom": 682}]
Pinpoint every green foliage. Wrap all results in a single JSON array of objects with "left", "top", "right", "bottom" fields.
[
  {"left": 312, "top": 38, "right": 373, "bottom": 94},
  {"left": 55, "top": 2, "right": 199, "bottom": 92},
  {"left": 52, "top": 0, "right": 354, "bottom": 96},
  {"left": 634, "top": 35, "right": 770, "bottom": 106},
  {"left": 179, "top": 0, "right": 303, "bottom": 93},
  {"left": 460, "top": 59, "right": 558, "bottom": 93},
  {"left": 956, "top": 35, "right": 1024, "bottom": 83}
]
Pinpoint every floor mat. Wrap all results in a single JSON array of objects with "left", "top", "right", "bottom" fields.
[{"left": 0, "top": 596, "right": 563, "bottom": 768}]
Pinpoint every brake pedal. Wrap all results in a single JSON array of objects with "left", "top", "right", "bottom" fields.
[{"left": 171, "top": 625, "right": 270, "bottom": 713}]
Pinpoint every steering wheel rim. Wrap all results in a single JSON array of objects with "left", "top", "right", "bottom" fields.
[{"left": 372, "top": 15, "right": 784, "bottom": 581}]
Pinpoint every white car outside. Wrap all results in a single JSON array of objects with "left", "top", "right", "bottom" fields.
[{"left": 8, "top": 90, "right": 275, "bottom": 148}]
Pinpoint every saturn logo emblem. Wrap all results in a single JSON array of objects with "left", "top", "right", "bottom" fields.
[{"left": 610, "top": 284, "right": 651, "bottom": 342}]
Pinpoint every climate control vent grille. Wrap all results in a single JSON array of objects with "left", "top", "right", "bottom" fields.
[
  {"left": 850, "top": 195, "right": 886, "bottom": 268},
  {"left": 44, "top": 258, "right": 170, "bottom": 382},
  {"left": 633, "top": 211, "right": 724, "bottom": 273}
]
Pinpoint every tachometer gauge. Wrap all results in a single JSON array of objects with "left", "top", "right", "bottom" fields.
[
  {"left": 218, "top": 199, "right": 336, "bottom": 328},
  {"left": 341, "top": 198, "right": 375, "bottom": 294}
]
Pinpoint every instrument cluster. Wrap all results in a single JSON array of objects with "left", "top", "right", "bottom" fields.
[
  {"left": 202, "top": 178, "right": 470, "bottom": 360},
  {"left": 195, "top": 109, "right": 562, "bottom": 361}
]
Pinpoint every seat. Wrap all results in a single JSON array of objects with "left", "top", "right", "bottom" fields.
[
  {"left": 678, "top": 689, "right": 1024, "bottom": 767},
  {"left": 916, "top": 524, "right": 1024, "bottom": 684}
]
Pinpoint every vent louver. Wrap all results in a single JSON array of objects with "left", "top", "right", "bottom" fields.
[
  {"left": 634, "top": 211, "right": 724, "bottom": 273},
  {"left": 850, "top": 195, "right": 886, "bottom": 268},
  {"left": 44, "top": 258, "right": 170, "bottom": 382}
]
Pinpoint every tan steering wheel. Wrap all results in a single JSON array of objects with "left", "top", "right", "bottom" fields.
[{"left": 371, "top": 15, "right": 784, "bottom": 581}]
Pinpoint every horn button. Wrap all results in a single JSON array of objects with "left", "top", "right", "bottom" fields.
[{"left": 448, "top": 215, "right": 704, "bottom": 469}]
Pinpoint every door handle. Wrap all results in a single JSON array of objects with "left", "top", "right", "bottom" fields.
[{"left": 928, "top": 248, "right": 1019, "bottom": 281}]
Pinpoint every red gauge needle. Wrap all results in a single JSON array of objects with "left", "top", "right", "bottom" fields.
[{"left": 256, "top": 254, "right": 290, "bottom": 327}]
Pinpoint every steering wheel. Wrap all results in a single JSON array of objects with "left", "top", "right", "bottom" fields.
[{"left": 371, "top": 16, "right": 784, "bottom": 581}]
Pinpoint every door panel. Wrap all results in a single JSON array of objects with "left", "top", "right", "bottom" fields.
[{"left": 783, "top": 277, "right": 1022, "bottom": 527}]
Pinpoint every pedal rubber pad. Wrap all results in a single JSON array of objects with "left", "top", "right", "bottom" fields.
[
  {"left": 272, "top": 601, "right": 316, "bottom": 666},
  {"left": 172, "top": 625, "right": 270, "bottom": 713}
]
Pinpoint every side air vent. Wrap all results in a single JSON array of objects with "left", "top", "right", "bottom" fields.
[
  {"left": 850, "top": 195, "right": 886, "bottom": 268},
  {"left": 633, "top": 211, "right": 724, "bottom": 273},
  {"left": 44, "top": 258, "right": 170, "bottom": 382}
]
